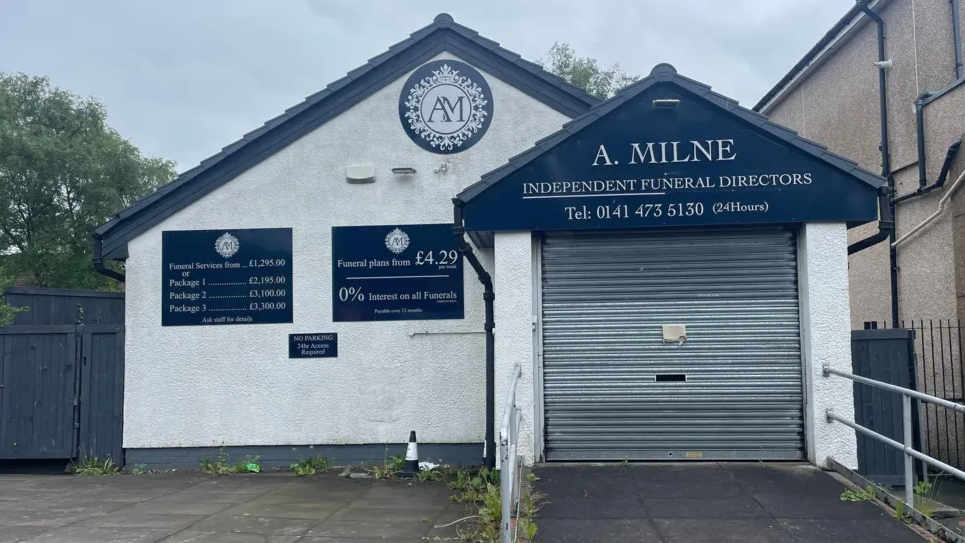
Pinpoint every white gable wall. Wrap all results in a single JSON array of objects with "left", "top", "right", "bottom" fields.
[{"left": 123, "top": 52, "right": 570, "bottom": 449}]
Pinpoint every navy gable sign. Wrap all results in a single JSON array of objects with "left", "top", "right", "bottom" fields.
[
  {"left": 460, "top": 77, "right": 881, "bottom": 233},
  {"left": 162, "top": 228, "right": 293, "bottom": 326},
  {"left": 399, "top": 60, "right": 493, "bottom": 154},
  {"left": 332, "top": 224, "right": 463, "bottom": 321}
]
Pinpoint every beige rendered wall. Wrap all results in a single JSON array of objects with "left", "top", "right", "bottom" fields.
[
  {"left": 894, "top": 83, "right": 965, "bottom": 323},
  {"left": 764, "top": 0, "right": 963, "bottom": 326}
]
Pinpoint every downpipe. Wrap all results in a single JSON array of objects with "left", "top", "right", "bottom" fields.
[
  {"left": 452, "top": 198, "right": 496, "bottom": 470},
  {"left": 892, "top": 135, "right": 963, "bottom": 204},
  {"left": 92, "top": 235, "right": 125, "bottom": 283},
  {"left": 953, "top": 0, "right": 964, "bottom": 80},
  {"left": 847, "top": 3, "right": 899, "bottom": 326}
]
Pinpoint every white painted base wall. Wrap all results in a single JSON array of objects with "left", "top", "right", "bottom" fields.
[
  {"left": 493, "top": 232, "right": 537, "bottom": 465},
  {"left": 799, "top": 222, "right": 859, "bottom": 469}
]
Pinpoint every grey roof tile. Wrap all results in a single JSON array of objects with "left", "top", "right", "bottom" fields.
[
  {"left": 535, "top": 130, "right": 572, "bottom": 150},
  {"left": 790, "top": 136, "right": 826, "bottom": 154},
  {"left": 561, "top": 112, "right": 600, "bottom": 132}
]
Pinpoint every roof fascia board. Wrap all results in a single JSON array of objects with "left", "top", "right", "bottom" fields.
[{"left": 755, "top": 0, "right": 891, "bottom": 114}]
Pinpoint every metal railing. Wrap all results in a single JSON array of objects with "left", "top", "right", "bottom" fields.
[
  {"left": 500, "top": 364, "right": 522, "bottom": 543},
  {"left": 864, "top": 319, "right": 965, "bottom": 470},
  {"left": 824, "top": 365, "right": 965, "bottom": 507}
]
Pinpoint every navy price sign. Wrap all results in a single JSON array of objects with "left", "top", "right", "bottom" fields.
[
  {"left": 289, "top": 333, "right": 337, "bottom": 358},
  {"left": 332, "top": 224, "right": 464, "bottom": 321},
  {"left": 162, "top": 228, "right": 293, "bottom": 326}
]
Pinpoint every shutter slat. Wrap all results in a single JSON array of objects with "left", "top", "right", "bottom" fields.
[{"left": 541, "top": 227, "right": 805, "bottom": 461}]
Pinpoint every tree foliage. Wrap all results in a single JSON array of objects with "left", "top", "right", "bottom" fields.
[
  {"left": 538, "top": 42, "right": 639, "bottom": 100},
  {"left": 0, "top": 72, "right": 176, "bottom": 290},
  {"left": 0, "top": 268, "right": 27, "bottom": 325}
]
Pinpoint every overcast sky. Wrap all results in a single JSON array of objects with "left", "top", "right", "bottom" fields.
[{"left": 0, "top": 0, "right": 853, "bottom": 173}]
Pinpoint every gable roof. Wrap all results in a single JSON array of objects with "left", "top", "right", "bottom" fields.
[
  {"left": 94, "top": 13, "right": 600, "bottom": 261},
  {"left": 458, "top": 63, "right": 885, "bottom": 205}
]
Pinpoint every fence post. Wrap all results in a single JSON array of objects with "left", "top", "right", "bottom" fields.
[{"left": 903, "top": 395, "right": 914, "bottom": 507}]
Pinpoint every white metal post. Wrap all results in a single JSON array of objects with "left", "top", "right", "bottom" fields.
[{"left": 903, "top": 395, "right": 914, "bottom": 508}]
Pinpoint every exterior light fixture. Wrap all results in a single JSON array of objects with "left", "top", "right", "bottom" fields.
[
  {"left": 345, "top": 165, "right": 376, "bottom": 184},
  {"left": 391, "top": 167, "right": 417, "bottom": 175},
  {"left": 652, "top": 98, "right": 681, "bottom": 109}
]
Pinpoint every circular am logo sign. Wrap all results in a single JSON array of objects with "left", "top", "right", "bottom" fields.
[{"left": 399, "top": 60, "right": 493, "bottom": 154}]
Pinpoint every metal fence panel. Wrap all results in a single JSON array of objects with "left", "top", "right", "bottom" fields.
[
  {"left": 850, "top": 328, "right": 918, "bottom": 485},
  {"left": 0, "top": 326, "right": 78, "bottom": 459}
]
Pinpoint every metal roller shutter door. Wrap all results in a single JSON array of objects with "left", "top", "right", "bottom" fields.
[{"left": 541, "top": 227, "right": 804, "bottom": 461}]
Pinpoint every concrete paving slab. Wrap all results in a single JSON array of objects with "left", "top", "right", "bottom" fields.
[
  {"left": 68, "top": 511, "right": 206, "bottom": 530},
  {"left": 642, "top": 496, "right": 770, "bottom": 518},
  {"left": 634, "top": 477, "right": 744, "bottom": 499},
  {"left": 653, "top": 518, "right": 797, "bottom": 543},
  {"left": 19, "top": 526, "right": 174, "bottom": 543},
  {"left": 360, "top": 482, "right": 453, "bottom": 500},
  {"left": 188, "top": 478, "right": 289, "bottom": 494},
  {"left": 752, "top": 491, "right": 895, "bottom": 519},
  {"left": 0, "top": 527, "right": 46, "bottom": 543},
  {"left": 146, "top": 491, "right": 260, "bottom": 504},
  {"left": 306, "top": 520, "right": 432, "bottom": 538},
  {"left": 778, "top": 518, "right": 927, "bottom": 543},
  {"left": 721, "top": 464, "right": 846, "bottom": 496},
  {"left": 538, "top": 495, "right": 648, "bottom": 520},
  {"left": 349, "top": 496, "right": 456, "bottom": 509},
  {"left": 218, "top": 502, "right": 338, "bottom": 520},
  {"left": 122, "top": 501, "right": 238, "bottom": 516},
  {"left": 0, "top": 472, "right": 458, "bottom": 542},
  {"left": 0, "top": 502, "right": 127, "bottom": 527},
  {"left": 534, "top": 474, "right": 642, "bottom": 500},
  {"left": 0, "top": 490, "right": 66, "bottom": 502},
  {"left": 156, "top": 531, "right": 299, "bottom": 543},
  {"left": 187, "top": 514, "right": 315, "bottom": 536},
  {"left": 534, "top": 519, "right": 661, "bottom": 543},
  {"left": 424, "top": 504, "right": 478, "bottom": 539},
  {"left": 327, "top": 505, "right": 448, "bottom": 522},
  {"left": 241, "top": 493, "right": 348, "bottom": 507},
  {"left": 298, "top": 538, "right": 425, "bottom": 543},
  {"left": 628, "top": 462, "right": 731, "bottom": 481},
  {"left": 533, "top": 463, "right": 933, "bottom": 543}
]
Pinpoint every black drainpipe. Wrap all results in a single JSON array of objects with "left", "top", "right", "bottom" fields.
[
  {"left": 92, "top": 234, "right": 126, "bottom": 282},
  {"left": 953, "top": 0, "right": 964, "bottom": 79},
  {"left": 893, "top": 134, "right": 963, "bottom": 204},
  {"left": 848, "top": 4, "right": 899, "bottom": 326},
  {"left": 452, "top": 198, "right": 495, "bottom": 470}
]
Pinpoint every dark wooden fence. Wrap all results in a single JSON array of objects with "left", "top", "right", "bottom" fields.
[
  {"left": 5, "top": 287, "right": 124, "bottom": 326},
  {"left": 0, "top": 324, "right": 124, "bottom": 464},
  {"left": 851, "top": 328, "right": 920, "bottom": 486}
]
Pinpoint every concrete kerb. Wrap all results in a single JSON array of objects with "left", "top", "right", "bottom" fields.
[{"left": 827, "top": 457, "right": 961, "bottom": 542}]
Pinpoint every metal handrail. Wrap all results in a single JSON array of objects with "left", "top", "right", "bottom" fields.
[
  {"left": 823, "top": 365, "right": 965, "bottom": 508},
  {"left": 500, "top": 365, "right": 522, "bottom": 442},
  {"left": 500, "top": 364, "right": 522, "bottom": 543}
]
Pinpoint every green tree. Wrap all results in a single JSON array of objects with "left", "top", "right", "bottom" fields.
[
  {"left": 538, "top": 42, "right": 639, "bottom": 100},
  {"left": 0, "top": 72, "right": 176, "bottom": 290},
  {"left": 0, "top": 267, "right": 27, "bottom": 325}
]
